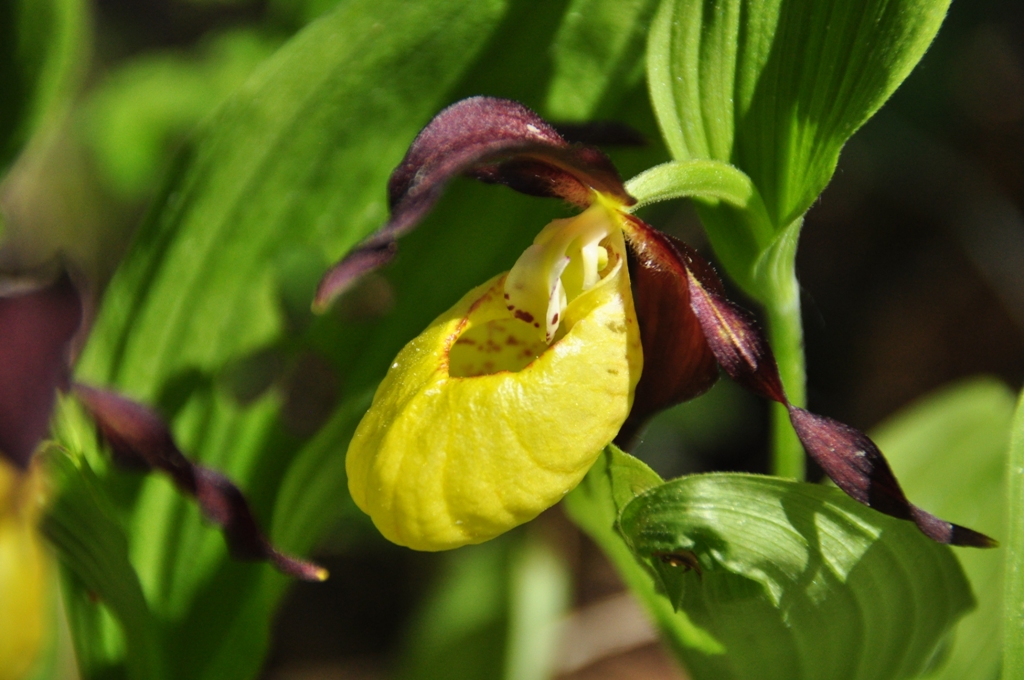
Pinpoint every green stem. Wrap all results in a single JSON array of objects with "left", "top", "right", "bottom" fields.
[
  {"left": 764, "top": 283, "right": 806, "bottom": 480},
  {"left": 756, "top": 218, "right": 806, "bottom": 480},
  {"left": 1004, "top": 390, "right": 1024, "bottom": 675}
]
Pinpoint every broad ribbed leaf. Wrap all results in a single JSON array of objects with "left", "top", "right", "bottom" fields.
[
  {"left": 870, "top": 378, "right": 1012, "bottom": 680},
  {"left": 564, "top": 447, "right": 727, "bottom": 663},
  {"left": 619, "top": 473, "right": 973, "bottom": 680},
  {"left": 648, "top": 0, "right": 950, "bottom": 229}
]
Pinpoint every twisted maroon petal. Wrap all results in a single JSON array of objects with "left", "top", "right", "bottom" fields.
[
  {"left": 314, "top": 97, "right": 633, "bottom": 310},
  {"left": 789, "top": 408, "right": 995, "bottom": 547},
  {"left": 74, "top": 384, "right": 329, "bottom": 580},
  {"left": 0, "top": 272, "right": 82, "bottom": 468},
  {"left": 684, "top": 268, "right": 787, "bottom": 404},
  {"left": 619, "top": 217, "right": 992, "bottom": 547},
  {"left": 617, "top": 216, "right": 719, "bottom": 444}
]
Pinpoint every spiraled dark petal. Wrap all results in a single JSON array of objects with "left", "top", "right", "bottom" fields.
[
  {"left": 315, "top": 97, "right": 633, "bottom": 310},
  {"left": 620, "top": 220, "right": 993, "bottom": 546},
  {"left": 789, "top": 408, "right": 996, "bottom": 548},
  {"left": 73, "top": 384, "right": 329, "bottom": 580},
  {"left": 683, "top": 262, "right": 787, "bottom": 403},
  {"left": 616, "top": 216, "right": 718, "bottom": 444},
  {"left": 0, "top": 272, "right": 82, "bottom": 468}
]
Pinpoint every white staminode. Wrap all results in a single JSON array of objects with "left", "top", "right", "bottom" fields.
[{"left": 504, "top": 202, "right": 615, "bottom": 343}]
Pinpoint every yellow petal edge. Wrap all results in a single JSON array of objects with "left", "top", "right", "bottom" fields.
[{"left": 346, "top": 206, "right": 642, "bottom": 551}]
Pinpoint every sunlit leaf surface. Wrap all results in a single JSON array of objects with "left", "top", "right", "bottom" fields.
[
  {"left": 648, "top": 0, "right": 951, "bottom": 229},
  {"left": 569, "top": 447, "right": 975, "bottom": 680}
]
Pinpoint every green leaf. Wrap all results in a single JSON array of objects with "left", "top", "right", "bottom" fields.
[
  {"left": 564, "top": 447, "right": 727, "bottom": 663},
  {"left": 79, "top": 0, "right": 507, "bottom": 393},
  {"left": 545, "top": 0, "right": 659, "bottom": 119},
  {"left": 72, "top": 0, "right": 512, "bottom": 677},
  {"left": 0, "top": 0, "right": 87, "bottom": 170},
  {"left": 644, "top": 0, "right": 948, "bottom": 475},
  {"left": 619, "top": 473, "right": 974, "bottom": 680},
  {"left": 625, "top": 159, "right": 774, "bottom": 284},
  {"left": 870, "top": 378, "right": 1013, "bottom": 680},
  {"left": 1006, "top": 387, "right": 1024, "bottom": 678},
  {"left": 41, "top": 399, "right": 162, "bottom": 680},
  {"left": 647, "top": 0, "right": 951, "bottom": 229}
]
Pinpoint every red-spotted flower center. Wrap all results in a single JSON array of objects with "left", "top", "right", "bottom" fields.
[{"left": 448, "top": 201, "right": 618, "bottom": 377}]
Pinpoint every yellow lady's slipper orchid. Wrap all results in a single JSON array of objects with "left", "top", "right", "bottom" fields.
[
  {"left": 0, "top": 459, "right": 48, "bottom": 680},
  {"left": 347, "top": 197, "right": 642, "bottom": 550},
  {"left": 318, "top": 96, "right": 993, "bottom": 551}
]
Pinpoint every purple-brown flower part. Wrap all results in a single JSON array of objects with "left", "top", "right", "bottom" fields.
[
  {"left": 314, "top": 97, "right": 633, "bottom": 310},
  {"left": 611, "top": 212, "right": 992, "bottom": 546},
  {"left": 0, "top": 273, "right": 82, "bottom": 469},
  {"left": 617, "top": 216, "right": 719, "bottom": 444},
  {"left": 789, "top": 408, "right": 996, "bottom": 547},
  {"left": 73, "top": 384, "right": 329, "bottom": 580},
  {"left": 317, "top": 95, "right": 994, "bottom": 549},
  {"left": 683, "top": 266, "right": 787, "bottom": 404}
]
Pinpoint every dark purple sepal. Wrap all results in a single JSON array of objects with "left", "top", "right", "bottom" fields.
[
  {"left": 73, "top": 384, "right": 329, "bottom": 581},
  {"left": 315, "top": 97, "right": 634, "bottom": 310},
  {"left": 0, "top": 272, "right": 82, "bottom": 468},
  {"left": 617, "top": 216, "right": 719, "bottom": 444},
  {"left": 788, "top": 407, "right": 996, "bottom": 548}
]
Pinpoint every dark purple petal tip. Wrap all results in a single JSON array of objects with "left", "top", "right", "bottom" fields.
[
  {"left": 619, "top": 218, "right": 995, "bottom": 548},
  {"left": 0, "top": 272, "right": 82, "bottom": 468},
  {"left": 314, "top": 97, "right": 634, "bottom": 312},
  {"left": 74, "top": 384, "right": 329, "bottom": 580},
  {"left": 788, "top": 406, "right": 996, "bottom": 548}
]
